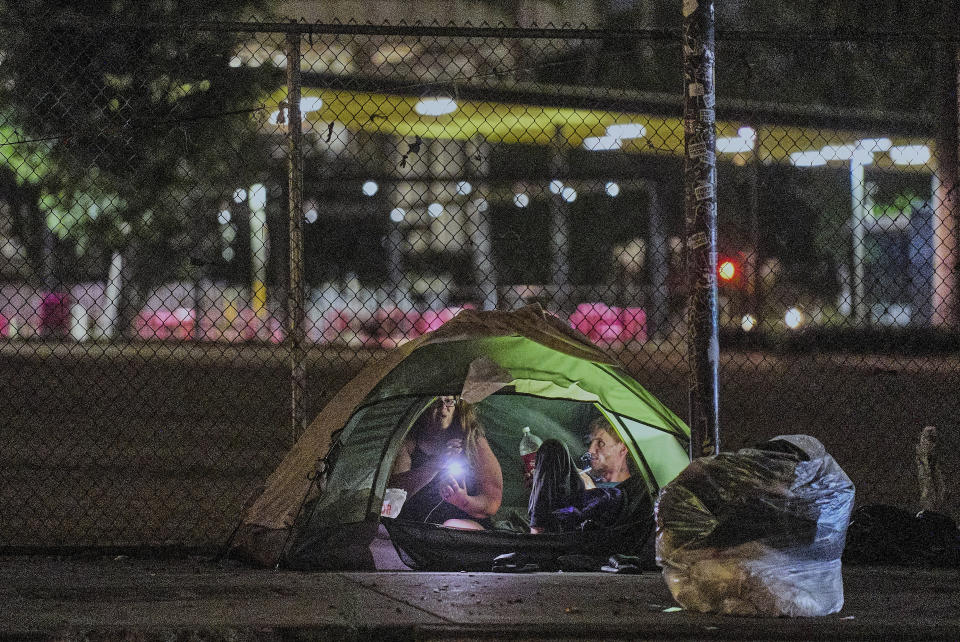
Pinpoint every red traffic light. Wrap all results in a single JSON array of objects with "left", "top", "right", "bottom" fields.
[{"left": 718, "top": 259, "right": 737, "bottom": 282}]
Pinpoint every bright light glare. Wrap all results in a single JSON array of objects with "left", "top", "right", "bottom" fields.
[
  {"left": 362, "top": 180, "right": 379, "bottom": 196},
  {"left": 228, "top": 56, "right": 242, "bottom": 68},
  {"left": 717, "top": 137, "right": 754, "bottom": 154},
  {"left": 222, "top": 247, "right": 235, "bottom": 261},
  {"left": 428, "top": 202, "right": 444, "bottom": 218},
  {"left": 790, "top": 151, "right": 827, "bottom": 167},
  {"left": 583, "top": 136, "right": 622, "bottom": 151},
  {"left": 784, "top": 307, "right": 804, "bottom": 330},
  {"left": 741, "top": 314, "right": 757, "bottom": 332},
  {"left": 456, "top": 181, "right": 473, "bottom": 195},
  {"left": 249, "top": 184, "right": 267, "bottom": 210},
  {"left": 605, "top": 123, "right": 646, "bottom": 139},
  {"left": 233, "top": 188, "right": 247, "bottom": 203},
  {"left": 737, "top": 126, "right": 756, "bottom": 140},
  {"left": 415, "top": 97, "right": 457, "bottom": 116},
  {"left": 549, "top": 180, "right": 564, "bottom": 194},
  {"left": 890, "top": 145, "right": 931, "bottom": 166},
  {"left": 475, "top": 199, "right": 489, "bottom": 212},
  {"left": 389, "top": 207, "right": 406, "bottom": 222},
  {"left": 561, "top": 186, "right": 577, "bottom": 203},
  {"left": 304, "top": 207, "right": 318, "bottom": 224},
  {"left": 447, "top": 461, "right": 466, "bottom": 478},
  {"left": 217, "top": 210, "right": 231, "bottom": 225},
  {"left": 513, "top": 193, "right": 530, "bottom": 208},
  {"left": 718, "top": 260, "right": 736, "bottom": 281},
  {"left": 605, "top": 181, "right": 620, "bottom": 197}
]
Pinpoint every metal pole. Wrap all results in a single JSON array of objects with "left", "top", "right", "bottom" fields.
[
  {"left": 747, "top": 127, "right": 762, "bottom": 328},
  {"left": 549, "top": 126, "right": 572, "bottom": 316},
  {"left": 286, "top": 31, "right": 307, "bottom": 442},
  {"left": 467, "top": 136, "right": 498, "bottom": 310},
  {"left": 849, "top": 156, "right": 869, "bottom": 323},
  {"left": 646, "top": 181, "right": 668, "bottom": 338},
  {"left": 682, "top": 0, "right": 720, "bottom": 458}
]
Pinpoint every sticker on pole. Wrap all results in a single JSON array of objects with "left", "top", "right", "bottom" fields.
[{"left": 682, "top": 0, "right": 698, "bottom": 17}]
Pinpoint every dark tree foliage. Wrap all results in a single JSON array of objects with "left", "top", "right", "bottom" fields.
[{"left": 0, "top": 0, "right": 279, "bottom": 269}]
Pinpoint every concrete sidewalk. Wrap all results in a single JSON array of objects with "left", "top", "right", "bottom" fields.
[{"left": 2, "top": 556, "right": 958, "bottom": 640}]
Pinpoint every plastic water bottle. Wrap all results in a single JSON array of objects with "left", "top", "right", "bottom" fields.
[{"left": 519, "top": 426, "right": 543, "bottom": 478}]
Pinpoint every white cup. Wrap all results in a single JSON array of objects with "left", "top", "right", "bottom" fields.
[{"left": 380, "top": 487, "right": 408, "bottom": 518}]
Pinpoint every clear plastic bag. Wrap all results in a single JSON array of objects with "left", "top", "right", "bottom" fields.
[{"left": 655, "top": 435, "right": 855, "bottom": 617}]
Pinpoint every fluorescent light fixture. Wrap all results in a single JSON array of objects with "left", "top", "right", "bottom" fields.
[
  {"left": 217, "top": 210, "right": 231, "bottom": 225},
  {"left": 233, "top": 188, "right": 247, "bottom": 203},
  {"left": 362, "top": 180, "right": 379, "bottom": 196},
  {"left": 389, "top": 207, "right": 406, "bottom": 223},
  {"left": 583, "top": 136, "right": 622, "bottom": 151},
  {"left": 717, "top": 136, "right": 754, "bottom": 154},
  {"left": 513, "top": 193, "right": 530, "bottom": 208},
  {"left": 301, "top": 96, "right": 323, "bottom": 113},
  {"left": 428, "top": 202, "right": 444, "bottom": 217},
  {"left": 456, "top": 181, "right": 473, "bottom": 195},
  {"left": 820, "top": 144, "right": 857, "bottom": 161},
  {"left": 561, "top": 186, "right": 577, "bottom": 203},
  {"left": 889, "top": 145, "right": 931, "bottom": 166},
  {"left": 605, "top": 123, "right": 646, "bottom": 139},
  {"left": 249, "top": 184, "right": 267, "bottom": 210},
  {"left": 858, "top": 138, "right": 892, "bottom": 152},
  {"left": 605, "top": 181, "right": 620, "bottom": 197},
  {"left": 790, "top": 151, "right": 827, "bottom": 167},
  {"left": 549, "top": 180, "right": 564, "bottom": 195},
  {"left": 415, "top": 97, "right": 457, "bottom": 116},
  {"left": 304, "top": 207, "right": 318, "bottom": 224}
]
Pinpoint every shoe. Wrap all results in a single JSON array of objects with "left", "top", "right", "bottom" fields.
[{"left": 492, "top": 551, "right": 539, "bottom": 572}]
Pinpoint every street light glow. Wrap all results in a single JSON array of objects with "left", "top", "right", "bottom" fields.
[
  {"left": 717, "top": 136, "right": 754, "bottom": 154},
  {"left": 217, "top": 210, "right": 231, "bottom": 225},
  {"left": 415, "top": 97, "right": 457, "bottom": 116},
  {"left": 304, "top": 207, "right": 318, "bottom": 223},
  {"left": 428, "top": 202, "right": 444, "bottom": 217},
  {"left": 605, "top": 181, "right": 620, "bottom": 197},
  {"left": 561, "top": 186, "right": 577, "bottom": 203},
  {"left": 233, "top": 188, "right": 247, "bottom": 203},
  {"left": 456, "top": 181, "right": 473, "bottom": 195},
  {"left": 513, "top": 193, "right": 530, "bottom": 208},
  {"left": 389, "top": 207, "right": 406, "bottom": 222},
  {"left": 362, "top": 180, "right": 379, "bottom": 196},
  {"left": 785, "top": 307, "right": 805, "bottom": 330},
  {"left": 549, "top": 180, "right": 564, "bottom": 194}
]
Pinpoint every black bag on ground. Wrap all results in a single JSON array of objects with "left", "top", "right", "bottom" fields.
[{"left": 655, "top": 435, "right": 855, "bottom": 617}]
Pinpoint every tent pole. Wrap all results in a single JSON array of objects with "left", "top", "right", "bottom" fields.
[{"left": 682, "top": 0, "right": 720, "bottom": 458}]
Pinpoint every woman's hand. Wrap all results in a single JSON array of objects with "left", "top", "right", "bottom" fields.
[{"left": 439, "top": 474, "right": 470, "bottom": 510}]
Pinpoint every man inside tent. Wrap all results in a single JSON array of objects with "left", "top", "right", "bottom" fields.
[{"left": 527, "top": 417, "right": 650, "bottom": 534}]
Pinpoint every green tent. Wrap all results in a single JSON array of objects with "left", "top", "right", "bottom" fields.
[{"left": 231, "top": 305, "right": 690, "bottom": 570}]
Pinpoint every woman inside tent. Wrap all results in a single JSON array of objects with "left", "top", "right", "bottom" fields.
[{"left": 388, "top": 395, "right": 503, "bottom": 530}]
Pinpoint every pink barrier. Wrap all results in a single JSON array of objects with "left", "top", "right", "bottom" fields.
[
  {"left": 0, "top": 313, "right": 7, "bottom": 338},
  {"left": 135, "top": 308, "right": 196, "bottom": 340},
  {"left": 569, "top": 303, "right": 647, "bottom": 345},
  {"left": 39, "top": 292, "right": 71, "bottom": 336}
]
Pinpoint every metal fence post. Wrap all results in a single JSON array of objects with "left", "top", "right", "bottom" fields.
[
  {"left": 286, "top": 30, "right": 307, "bottom": 442},
  {"left": 682, "top": 0, "right": 720, "bottom": 458}
]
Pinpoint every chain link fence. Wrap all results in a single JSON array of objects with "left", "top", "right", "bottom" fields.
[{"left": 0, "top": 14, "right": 957, "bottom": 550}]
